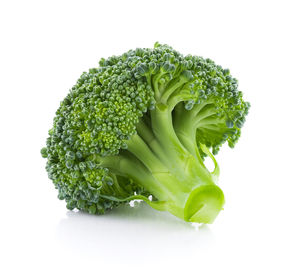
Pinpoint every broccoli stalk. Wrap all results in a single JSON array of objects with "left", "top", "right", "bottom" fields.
[
  {"left": 87, "top": 72, "right": 225, "bottom": 223},
  {"left": 141, "top": 104, "right": 224, "bottom": 223},
  {"left": 92, "top": 104, "right": 224, "bottom": 223},
  {"left": 42, "top": 43, "right": 249, "bottom": 223}
]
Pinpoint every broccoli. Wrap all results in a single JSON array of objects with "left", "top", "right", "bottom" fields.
[{"left": 41, "top": 43, "right": 249, "bottom": 223}]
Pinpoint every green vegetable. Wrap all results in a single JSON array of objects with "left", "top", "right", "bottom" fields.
[{"left": 41, "top": 43, "right": 249, "bottom": 223}]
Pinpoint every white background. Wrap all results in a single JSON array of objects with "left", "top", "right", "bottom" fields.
[{"left": 1, "top": 0, "right": 299, "bottom": 270}]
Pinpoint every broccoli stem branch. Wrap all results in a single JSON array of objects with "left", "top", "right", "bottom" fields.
[
  {"left": 126, "top": 134, "right": 167, "bottom": 173},
  {"left": 152, "top": 71, "right": 168, "bottom": 99},
  {"left": 172, "top": 101, "right": 221, "bottom": 180},
  {"left": 160, "top": 76, "right": 189, "bottom": 104},
  {"left": 173, "top": 103, "right": 201, "bottom": 161},
  {"left": 97, "top": 153, "right": 170, "bottom": 200}
]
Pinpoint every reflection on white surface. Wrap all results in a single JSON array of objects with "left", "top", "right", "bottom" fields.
[{"left": 56, "top": 202, "right": 214, "bottom": 263}]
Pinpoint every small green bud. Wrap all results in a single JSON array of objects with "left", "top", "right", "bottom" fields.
[
  {"left": 41, "top": 147, "right": 48, "bottom": 158},
  {"left": 88, "top": 204, "right": 97, "bottom": 214},
  {"left": 226, "top": 120, "right": 234, "bottom": 128}
]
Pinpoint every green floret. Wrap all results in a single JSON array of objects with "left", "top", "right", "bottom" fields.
[{"left": 42, "top": 43, "right": 249, "bottom": 223}]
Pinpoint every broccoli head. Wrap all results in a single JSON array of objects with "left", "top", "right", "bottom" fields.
[{"left": 41, "top": 43, "right": 250, "bottom": 223}]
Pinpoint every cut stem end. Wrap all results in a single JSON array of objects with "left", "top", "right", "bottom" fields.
[{"left": 184, "top": 185, "right": 225, "bottom": 224}]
